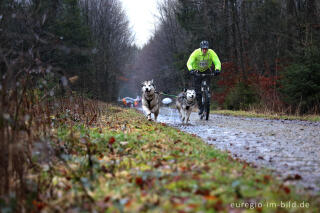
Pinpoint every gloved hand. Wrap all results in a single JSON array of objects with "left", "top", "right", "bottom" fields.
[
  {"left": 214, "top": 69, "right": 221, "bottom": 76},
  {"left": 189, "top": 70, "right": 196, "bottom": 75}
]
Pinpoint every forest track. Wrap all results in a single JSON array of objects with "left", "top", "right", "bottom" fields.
[{"left": 156, "top": 107, "right": 320, "bottom": 194}]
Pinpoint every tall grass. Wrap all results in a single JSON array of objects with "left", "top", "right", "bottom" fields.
[{"left": 0, "top": 69, "right": 105, "bottom": 209}]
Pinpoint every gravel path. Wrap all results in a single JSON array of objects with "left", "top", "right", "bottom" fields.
[{"left": 156, "top": 107, "right": 320, "bottom": 194}]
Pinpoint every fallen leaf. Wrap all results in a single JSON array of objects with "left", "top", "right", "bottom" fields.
[
  {"left": 263, "top": 175, "right": 271, "bottom": 184},
  {"left": 135, "top": 177, "right": 144, "bottom": 188},
  {"left": 195, "top": 188, "right": 210, "bottom": 196},
  {"left": 120, "top": 141, "right": 129, "bottom": 146},
  {"left": 188, "top": 203, "right": 198, "bottom": 209},
  {"left": 109, "top": 137, "right": 116, "bottom": 145},
  {"left": 32, "top": 200, "right": 46, "bottom": 211},
  {"left": 104, "top": 196, "right": 111, "bottom": 202},
  {"left": 204, "top": 195, "right": 217, "bottom": 201},
  {"left": 280, "top": 185, "right": 291, "bottom": 194},
  {"left": 213, "top": 199, "right": 224, "bottom": 211},
  {"left": 284, "top": 174, "right": 302, "bottom": 181}
]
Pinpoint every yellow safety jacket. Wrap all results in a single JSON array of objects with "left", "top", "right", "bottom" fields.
[{"left": 187, "top": 48, "right": 221, "bottom": 72}]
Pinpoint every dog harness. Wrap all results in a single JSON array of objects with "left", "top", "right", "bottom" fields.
[
  {"left": 144, "top": 92, "right": 159, "bottom": 109},
  {"left": 178, "top": 93, "right": 196, "bottom": 109}
]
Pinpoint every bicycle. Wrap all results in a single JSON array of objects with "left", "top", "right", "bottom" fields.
[{"left": 193, "top": 72, "right": 217, "bottom": 120}]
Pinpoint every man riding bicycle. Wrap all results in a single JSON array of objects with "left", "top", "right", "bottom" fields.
[{"left": 187, "top": 40, "right": 221, "bottom": 117}]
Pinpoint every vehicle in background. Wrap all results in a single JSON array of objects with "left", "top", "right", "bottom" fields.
[
  {"left": 162, "top": 97, "right": 173, "bottom": 107},
  {"left": 118, "top": 96, "right": 141, "bottom": 107}
]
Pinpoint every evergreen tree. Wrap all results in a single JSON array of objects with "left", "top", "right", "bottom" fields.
[
  {"left": 48, "top": 0, "right": 92, "bottom": 92},
  {"left": 280, "top": 46, "right": 320, "bottom": 114}
]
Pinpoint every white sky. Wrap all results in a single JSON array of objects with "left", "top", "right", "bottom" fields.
[{"left": 119, "top": 0, "right": 162, "bottom": 48}]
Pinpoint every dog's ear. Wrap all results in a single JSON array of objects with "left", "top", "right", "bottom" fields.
[
  {"left": 151, "top": 79, "right": 156, "bottom": 89},
  {"left": 183, "top": 88, "right": 187, "bottom": 93},
  {"left": 141, "top": 81, "right": 145, "bottom": 87}
]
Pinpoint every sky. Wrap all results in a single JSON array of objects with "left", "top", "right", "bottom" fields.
[{"left": 119, "top": 0, "right": 162, "bottom": 48}]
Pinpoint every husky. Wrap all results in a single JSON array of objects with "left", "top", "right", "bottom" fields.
[
  {"left": 176, "top": 89, "right": 196, "bottom": 124},
  {"left": 141, "top": 80, "right": 160, "bottom": 121}
]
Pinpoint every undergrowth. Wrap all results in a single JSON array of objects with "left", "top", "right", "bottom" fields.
[{"left": 2, "top": 101, "right": 318, "bottom": 212}]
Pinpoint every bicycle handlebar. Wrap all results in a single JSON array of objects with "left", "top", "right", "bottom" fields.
[{"left": 193, "top": 72, "right": 216, "bottom": 77}]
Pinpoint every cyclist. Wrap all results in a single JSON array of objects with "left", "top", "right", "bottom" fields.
[{"left": 187, "top": 40, "right": 221, "bottom": 116}]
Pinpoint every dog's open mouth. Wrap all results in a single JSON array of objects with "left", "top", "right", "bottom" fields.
[{"left": 145, "top": 89, "right": 153, "bottom": 94}]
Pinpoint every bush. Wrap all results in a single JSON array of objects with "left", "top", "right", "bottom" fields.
[{"left": 224, "top": 82, "right": 259, "bottom": 110}]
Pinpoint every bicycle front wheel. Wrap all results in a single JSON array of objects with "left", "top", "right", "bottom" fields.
[{"left": 205, "top": 98, "right": 210, "bottom": 120}]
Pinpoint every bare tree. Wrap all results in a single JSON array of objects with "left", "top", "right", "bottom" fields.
[{"left": 80, "top": 0, "right": 134, "bottom": 101}]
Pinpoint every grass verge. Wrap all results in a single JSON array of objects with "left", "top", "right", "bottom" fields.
[
  {"left": 17, "top": 104, "right": 320, "bottom": 212},
  {"left": 212, "top": 110, "right": 320, "bottom": 122}
]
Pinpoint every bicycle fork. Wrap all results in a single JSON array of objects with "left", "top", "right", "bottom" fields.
[{"left": 201, "top": 80, "right": 210, "bottom": 104}]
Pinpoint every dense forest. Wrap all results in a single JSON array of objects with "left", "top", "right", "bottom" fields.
[
  {"left": 126, "top": 0, "right": 320, "bottom": 114},
  {"left": 0, "top": 0, "right": 319, "bottom": 208},
  {"left": 0, "top": 0, "right": 134, "bottom": 102},
  {"left": 0, "top": 0, "right": 134, "bottom": 204},
  {"left": 1, "top": 0, "right": 319, "bottom": 112}
]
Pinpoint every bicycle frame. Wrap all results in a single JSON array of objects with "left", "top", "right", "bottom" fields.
[{"left": 194, "top": 73, "right": 215, "bottom": 120}]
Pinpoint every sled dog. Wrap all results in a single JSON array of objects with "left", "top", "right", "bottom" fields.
[
  {"left": 141, "top": 80, "right": 160, "bottom": 121},
  {"left": 176, "top": 89, "right": 196, "bottom": 124}
]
